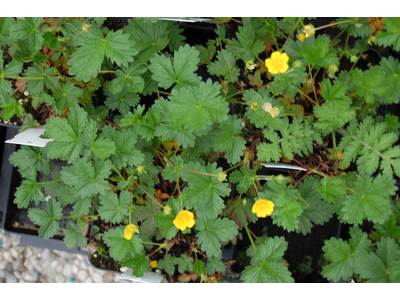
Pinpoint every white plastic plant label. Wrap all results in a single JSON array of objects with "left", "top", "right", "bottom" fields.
[
  {"left": 5, "top": 127, "right": 53, "bottom": 147},
  {"left": 120, "top": 269, "right": 165, "bottom": 283}
]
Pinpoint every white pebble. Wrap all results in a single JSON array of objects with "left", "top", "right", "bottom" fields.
[
  {"left": 62, "top": 264, "right": 72, "bottom": 277},
  {"left": 77, "top": 270, "right": 88, "bottom": 281},
  {"left": 80, "top": 259, "right": 88, "bottom": 270},
  {"left": 10, "top": 248, "right": 19, "bottom": 259},
  {"left": 92, "top": 272, "right": 103, "bottom": 283},
  {"left": 56, "top": 262, "right": 63, "bottom": 273},
  {"left": 2, "top": 251, "right": 11, "bottom": 261},
  {"left": 55, "top": 274, "right": 65, "bottom": 283},
  {"left": 103, "top": 273, "right": 114, "bottom": 283},
  {"left": 6, "top": 273, "right": 17, "bottom": 283},
  {"left": 32, "top": 247, "right": 43, "bottom": 254},
  {"left": 42, "top": 249, "right": 51, "bottom": 260},
  {"left": 84, "top": 277, "right": 93, "bottom": 283},
  {"left": 23, "top": 273, "right": 34, "bottom": 282},
  {"left": 14, "top": 271, "right": 22, "bottom": 279},
  {"left": 72, "top": 264, "right": 79, "bottom": 274},
  {"left": 24, "top": 91, "right": 29, "bottom": 96},
  {"left": 51, "top": 260, "right": 58, "bottom": 267},
  {"left": 31, "top": 269, "right": 39, "bottom": 281}
]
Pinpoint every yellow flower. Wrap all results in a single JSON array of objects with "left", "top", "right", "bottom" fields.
[
  {"left": 252, "top": 199, "right": 275, "bottom": 218},
  {"left": 124, "top": 224, "right": 139, "bottom": 240},
  {"left": 262, "top": 102, "right": 280, "bottom": 118},
  {"left": 264, "top": 51, "right": 289, "bottom": 74},
  {"left": 149, "top": 260, "right": 158, "bottom": 268},
  {"left": 298, "top": 33, "right": 305, "bottom": 42},
  {"left": 173, "top": 210, "right": 195, "bottom": 231}
]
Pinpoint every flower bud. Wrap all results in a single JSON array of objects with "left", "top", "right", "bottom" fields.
[
  {"left": 217, "top": 171, "right": 227, "bottom": 182},
  {"left": 350, "top": 55, "right": 358, "bottom": 63},
  {"left": 136, "top": 165, "right": 145, "bottom": 174},
  {"left": 298, "top": 33, "right": 305, "bottom": 42},
  {"left": 163, "top": 205, "right": 172, "bottom": 215},
  {"left": 328, "top": 64, "right": 339, "bottom": 75},
  {"left": 293, "top": 60, "right": 303, "bottom": 68},
  {"left": 250, "top": 102, "right": 259, "bottom": 110},
  {"left": 303, "top": 25, "right": 315, "bottom": 38}
]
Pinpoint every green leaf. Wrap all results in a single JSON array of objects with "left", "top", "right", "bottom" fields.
[
  {"left": 320, "top": 78, "right": 352, "bottom": 106},
  {"left": 182, "top": 162, "right": 230, "bottom": 219},
  {"left": 62, "top": 221, "right": 87, "bottom": 249},
  {"left": 168, "top": 79, "right": 228, "bottom": 131},
  {"left": 61, "top": 158, "right": 112, "bottom": 198},
  {"left": 377, "top": 18, "right": 400, "bottom": 51},
  {"left": 68, "top": 29, "right": 136, "bottom": 82},
  {"left": 158, "top": 254, "right": 176, "bottom": 275},
  {"left": 0, "top": 17, "right": 14, "bottom": 46},
  {"left": 226, "top": 25, "right": 264, "bottom": 61},
  {"left": 125, "top": 18, "right": 169, "bottom": 63},
  {"left": 336, "top": 18, "right": 371, "bottom": 37},
  {"left": 242, "top": 88, "right": 283, "bottom": 129},
  {"left": 195, "top": 217, "right": 238, "bottom": 257},
  {"left": 27, "top": 198, "right": 63, "bottom": 239},
  {"left": 131, "top": 200, "right": 161, "bottom": 237},
  {"left": 9, "top": 17, "right": 44, "bottom": 52},
  {"left": 44, "top": 106, "right": 88, "bottom": 163},
  {"left": 193, "top": 260, "right": 206, "bottom": 275},
  {"left": 120, "top": 253, "right": 149, "bottom": 277},
  {"left": 1, "top": 98, "right": 24, "bottom": 120},
  {"left": 351, "top": 67, "right": 389, "bottom": 104},
  {"left": 104, "top": 87, "right": 140, "bottom": 115},
  {"left": 321, "top": 226, "right": 371, "bottom": 282},
  {"left": 102, "top": 226, "right": 144, "bottom": 261},
  {"left": 24, "top": 65, "right": 59, "bottom": 96},
  {"left": 268, "top": 67, "right": 307, "bottom": 97},
  {"left": 257, "top": 115, "right": 321, "bottom": 162},
  {"left": 195, "top": 44, "right": 216, "bottom": 65},
  {"left": 207, "top": 50, "right": 239, "bottom": 83},
  {"left": 261, "top": 181, "right": 303, "bottom": 232},
  {"left": 296, "top": 176, "right": 333, "bottom": 235},
  {"left": 133, "top": 107, "right": 162, "bottom": 141},
  {"left": 338, "top": 116, "right": 400, "bottom": 177},
  {"left": 317, "top": 176, "right": 348, "bottom": 204},
  {"left": 342, "top": 174, "right": 397, "bottom": 225},
  {"left": 222, "top": 195, "right": 257, "bottom": 230},
  {"left": 379, "top": 56, "right": 400, "bottom": 104},
  {"left": 206, "top": 255, "right": 226, "bottom": 274},
  {"left": 100, "top": 125, "right": 144, "bottom": 169},
  {"left": 0, "top": 53, "right": 23, "bottom": 101},
  {"left": 300, "top": 39, "right": 338, "bottom": 68},
  {"left": 9, "top": 146, "right": 50, "bottom": 175},
  {"left": 174, "top": 254, "right": 194, "bottom": 273},
  {"left": 52, "top": 82, "right": 83, "bottom": 114},
  {"left": 241, "top": 236, "right": 294, "bottom": 283},
  {"left": 212, "top": 115, "right": 246, "bottom": 164},
  {"left": 166, "top": 22, "right": 186, "bottom": 52},
  {"left": 149, "top": 44, "right": 201, "bottom": 90},
  {"left": 154, "top": 200, "right": 178, "bottom": 239},
  {"left": 98, "top": 190, "right": 130, "bottom": 224},
  {"left": 313, "top": 99, "right": 356, "bottom": 135},
  {"left": 14, "top": 174, "right": 45, "bottom": 208},
  {"left": 109, "top": 62, "right": 147, "bottom": 94},
  {"left": 354, "top": 237, "right": 400, "bottom": 283}
]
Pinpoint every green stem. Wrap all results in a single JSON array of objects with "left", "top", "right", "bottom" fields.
[
  {"left": 310, "top": 169, "right": 330, "bottom": 178},
  {"left": 158, "top": 90, "right": 172, "bottom": 96},
  {"left": 129, "top": 183, "right": 132, "bottom": 224},
  {"left": 241, "top": 161, "right": 261, "bottom": 199},
  {"left": 245, "top": 224, "right": 257, "bottom": 252},
  {"left": 97, "top": 70, "right": 116, "bottom": 74},
  {"left": 5, "top": 76, "right": 44, "bottom": 80},
  {"left": 132, "top": 179, "right": 164, "bottom": 208},
  {"left": 224, "top": 162, "right": 242, "bottom": 173},
  {"left": 40, "top": 178, "right": 63, "bottom": 184},
  {"left": 314, "top": 19, "right": 354, "bottom": 31},
  {"left": 297, "top": 88, "right": 317, "bottom": 105},
  {"left": 226, "top": 100, "right": 249, "bottom": 105},
  {"left": 156, "top": 88, "right": 160, "bottom": 100},
  {"left": 225, "top": 90, "right": 246, "bottom": 100},
  {"left": 111, "top": 163, "right": 125, "bottom": 181},
  {"left": 142, "top": 241, "right": 164, "bottom": 246},
  {"left": 181, "top": 168, "right": 218, "bottom": 178}
]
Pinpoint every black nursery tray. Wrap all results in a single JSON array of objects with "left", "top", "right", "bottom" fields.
[{"left": 0, "top": 123, "right": 87, "bottom": 254}]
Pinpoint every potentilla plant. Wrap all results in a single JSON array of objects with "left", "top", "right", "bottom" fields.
[{"left": 2, "top": 17, "right": 400, "bottom": 283}]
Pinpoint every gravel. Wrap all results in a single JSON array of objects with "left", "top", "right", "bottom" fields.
[{"left": 0, "top": 228, "right": 133, "bottom": 283}]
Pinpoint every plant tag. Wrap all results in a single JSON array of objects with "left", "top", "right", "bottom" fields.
[
  {"left": 261, "top": 162, "right": 306, "bottom": 172},
  {"left": 120, "top": 269, "right": 165, "bottom": 283},
  {"left": 5, "top": 128, "right": 53, "bottom": 147}
]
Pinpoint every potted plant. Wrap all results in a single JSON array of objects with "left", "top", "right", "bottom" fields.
[{"left": 2, "top": 17, "right": 400, "bottom": 283}]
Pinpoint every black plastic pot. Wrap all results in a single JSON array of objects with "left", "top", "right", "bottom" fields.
[{"left": 0, "top": 123, "right": 87, "bottom": 254}]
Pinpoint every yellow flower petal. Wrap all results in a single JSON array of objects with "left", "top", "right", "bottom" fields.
[
  {"left": 262, "top": 101, "right": 273, "bottom": 113},
  {"left": 173, "top": 210, "right": 195, "bottom": 231},
  {"left": 124, "top": 224, "right": 139, "bottom": 240},
  {"left": 252, "top": 199, "right": 274, "bottom": 218},
  {"left": 271, "top": 107, "right": 280, "bottom": 118},
  {"left": 150, "top": 260, "right": 158, "bottom": 268},
  {"left": 264, "top": 51, "right": 289, "bottom": 75}
]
